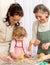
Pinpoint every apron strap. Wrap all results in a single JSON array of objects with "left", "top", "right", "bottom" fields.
[{"left": 14, "top": 40, "right": 25, "bottom": 53}]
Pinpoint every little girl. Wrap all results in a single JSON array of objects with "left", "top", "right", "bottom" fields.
[{"left": 10, "top": 26, "right": 32, "bottom": 60}]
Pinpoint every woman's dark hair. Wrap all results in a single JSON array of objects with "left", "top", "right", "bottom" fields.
[
  {"left": 15, "top": 22, "right": 20, "bottom": 27},
  {"left": 4, "top": 3, "right": 24, "bottom": 26},
  {"left": 33, "top": 4, "right": 50, "bottom": 16}
]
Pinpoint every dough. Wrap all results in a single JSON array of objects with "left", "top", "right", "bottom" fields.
[
  {"left": 38, "top": 53, "right": 45, "bottom": 58},
  {"left": 18, "top": 53, "right": 24, "bottom": 60}
]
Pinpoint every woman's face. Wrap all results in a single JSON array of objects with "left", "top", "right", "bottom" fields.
[
  {"left": 35, "top": 11, "right": 49, "bottom": 23},
  {"left": 9, "top": 15, "right": 22, "bottom": 26}
]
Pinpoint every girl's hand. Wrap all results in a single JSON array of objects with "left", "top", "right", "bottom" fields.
[
  {"left": 34, "top": 39, "right": 40, "bottom": 46},
  {"left": 24, "top": 54, "right": 33, "bottom": 58}
]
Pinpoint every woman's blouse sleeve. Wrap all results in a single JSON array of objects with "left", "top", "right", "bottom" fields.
[
  {"left": 0, "top": 21, "right": 6, "bottom": 42},
  {"left": 10, "top": 40, "right": 15, "bottom": 53},
  {"left": 32, "top": 21, "right": 38, "bottom": 41}
]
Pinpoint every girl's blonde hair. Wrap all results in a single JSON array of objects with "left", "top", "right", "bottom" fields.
[{"left": 12, "top": 26, "right": 27, "bottom": 39}]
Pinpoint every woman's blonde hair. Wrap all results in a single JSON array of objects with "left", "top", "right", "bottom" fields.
[{"left": 12, "top": 26, "right": 27, "bottom": 39}]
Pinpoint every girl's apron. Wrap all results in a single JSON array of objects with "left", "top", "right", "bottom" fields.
[
  {"left": 14, "top": 40, "right": 25, "bottom": 57},
  {"left": 37, "top": 28, "right": 50, "bottom": 55}
]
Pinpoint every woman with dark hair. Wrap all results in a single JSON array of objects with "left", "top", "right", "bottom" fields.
[
  {"left": 0, "top": 3, "right": 24, "bottom": 62},
  {"left": 5, "top": 3, "right": 24, "bottom": 26}
]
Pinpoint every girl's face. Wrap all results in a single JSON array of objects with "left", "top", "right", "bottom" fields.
[
  {"left": 9, "top": 15, "right": 22, "bottom": 26},
  {"left": 14, "top": 36, "right": 23, "bottom": 41},
  {"left": 35, "top": 11, "right": 49, "bottom": 23}
]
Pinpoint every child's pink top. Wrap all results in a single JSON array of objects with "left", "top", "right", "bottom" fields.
[{"left": 10, "top": 39, "right": 27, "bottom": 58}]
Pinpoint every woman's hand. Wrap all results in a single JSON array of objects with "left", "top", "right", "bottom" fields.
[
  {"left": 28, "top": 39, "right": 40, "bottom": 51},
  {"left": 2, "top": 56, "right": 13, "bottom": 63},
  {"left": 42, "top": 43, "right": 50, "bottom": 50},
  {"left": 38, "top": 54, "right": 50, "bottom": 62},
  {"left": 34, "top": 39, "right": 41, "bottom": 46},
  {"left": 28, "top": 40, "right": 34, "bottom": 51},
  {"left": 45, "top": 43, "right": 50, "bottom": 49}
]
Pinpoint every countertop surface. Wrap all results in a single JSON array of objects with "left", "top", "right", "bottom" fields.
[{"left": 0, "top": 57, "right": 40, "bottom": 65}]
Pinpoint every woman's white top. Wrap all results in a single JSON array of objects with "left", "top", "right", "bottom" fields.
[
  {"left": 0, "top": 21, "right": 14, "bottom": 42},
  {"left": 32, "top": 18, "right": 50, "bottom": 40}
]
